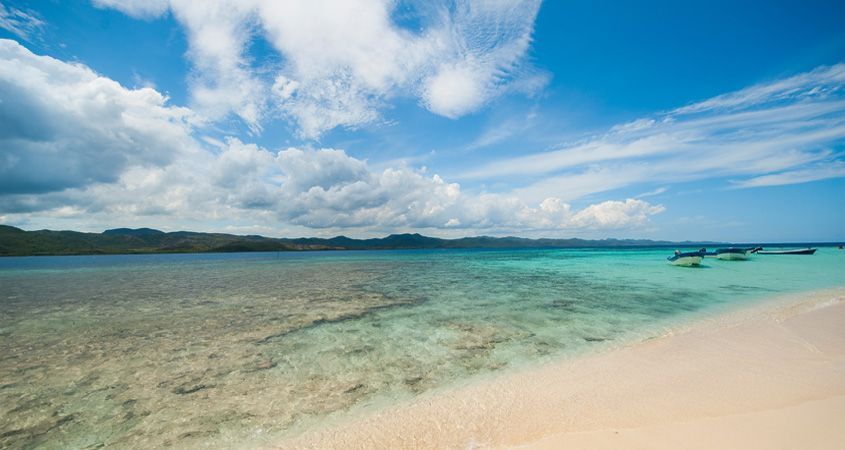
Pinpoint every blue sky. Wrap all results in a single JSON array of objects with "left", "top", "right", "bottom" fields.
[{"left": 1, "top": 0, "right": 844, "bottom": 241}]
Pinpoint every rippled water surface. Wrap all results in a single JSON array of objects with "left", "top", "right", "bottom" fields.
[{"left": 1, "top": 248, "right": 843, "bottom": 448}]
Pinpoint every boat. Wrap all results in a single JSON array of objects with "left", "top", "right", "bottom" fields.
[
  {"left": 756, "top": 248, "right": 817, "bottom": 255},
  {"left": 667, "top": 249, "right": 705, "bottom": 266},
  {"left": 714, "top": 247, "right": 756, "bottom": 260}
]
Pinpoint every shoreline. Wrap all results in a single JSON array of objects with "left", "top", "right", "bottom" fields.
[{"left": 270, "top": 287, "right": 845, "bottom": 449}]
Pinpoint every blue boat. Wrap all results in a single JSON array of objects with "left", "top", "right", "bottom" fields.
[{"left": 756, "top": 248, "right": 816, "bottom": 255}]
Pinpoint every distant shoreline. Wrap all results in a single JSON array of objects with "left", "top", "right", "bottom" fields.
[{"left": 2, "top": 225, "right": 842, "bottom": 257}]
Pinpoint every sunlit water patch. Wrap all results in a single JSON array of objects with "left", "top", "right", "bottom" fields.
[{"left": 1, "top": 248, "right": 843, "bottom": 448}]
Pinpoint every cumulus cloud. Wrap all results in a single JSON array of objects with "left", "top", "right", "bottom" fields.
[
  {"left": 0, "top": 39, "right": 196, "bottom": 195},
  {"left": 424, "top": 63, "right": 486, "bottom": 118},
  {"left": 571, "top": 199, "right": 665, "bottom": 229},
  {"left": 173, "top": 142, "right": 661, "bottom": 231},
  {"left": 3, "top": 136, "right": 664, "bottom": 233},
  {"left": 168, "top": 1, "right": 265, "bottom": 128},
  {"left": 93, "top": 0, "right": 544, "bottom": 138},
  {"left": 270, "top": 152, "right": 663, "bottom": 231},
  {"left": 0, "top": 39, "right": 660, "bottom": 234}
]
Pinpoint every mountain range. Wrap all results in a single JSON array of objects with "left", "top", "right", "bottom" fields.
[{"left": 0, "top": 225, "right": 738, "bottom": 256}]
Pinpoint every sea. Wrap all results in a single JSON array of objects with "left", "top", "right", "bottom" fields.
[{"left": 1, "top": 247, "right": 843, "bottom": 448}]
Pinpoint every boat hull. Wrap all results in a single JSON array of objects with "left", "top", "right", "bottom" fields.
[
  {"left": 757, "top": 248, "right": 817, "bottom": 255},
  {"left": 716, "top": 251, "right": 748, "bottom": 260},
  {"left": 670, "top": 255, "right": 702, "bottom": 266}
]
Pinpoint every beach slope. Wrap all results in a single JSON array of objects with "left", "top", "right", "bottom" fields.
[{"left": 273, "top": 289, "right": 845, "bottom": 449}]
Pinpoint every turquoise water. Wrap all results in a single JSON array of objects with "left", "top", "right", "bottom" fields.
[{"left": 1, "top": 247, "right": 843, "bottom": 448}]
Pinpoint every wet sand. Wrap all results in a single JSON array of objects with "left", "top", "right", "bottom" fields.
[{"left": 273, "top": 288, "right": 845, "bottom": 449}]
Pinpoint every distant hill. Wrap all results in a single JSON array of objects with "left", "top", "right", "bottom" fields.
[{"left": 0, "top": 224, "right": 730, "bottom": 256}]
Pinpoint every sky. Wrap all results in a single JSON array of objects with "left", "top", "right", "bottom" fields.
[{"left": 1, "top": 0, "right": 844, "bottom": 242}]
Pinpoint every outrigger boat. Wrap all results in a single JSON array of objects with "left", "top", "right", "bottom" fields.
[
  {"left": 667, "top": 248, "right": 705, "bottom": 266},
  {"left": 713, "top": 247, "right": 760, "bottom": 260},
  {"left": 756, "top": 248, "right": 817, "bottom": 255}
]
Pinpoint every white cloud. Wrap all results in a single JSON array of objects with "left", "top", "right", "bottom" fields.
[
  {"left": 571, "top": 199, "right": 665, "bottom": 229},
  {"left": 466, "top": 64, "right": 845, "bottom": 201},
  {"left": 423, "top": 63, "right": 486, "bottom": 118},
  {"left": 422, "top": 0, "right": 541, "bottom": 117},
  {"left": 0, "top": 39, "right": 196, "bottom": 195},
  {"left": 0, "top": 4, "right": 44, "bottom": 40},
  {"left": 730, "top": 163, "right": 845, "bottom": 189},
  {"left": 465, "top": 109, "right": 539, "bottom": 150},
  {"left": 0, "top": 40, "right": 659, "bottom": 235},
  {"left": 4, "top": 138, "right": 663, "bottom": 233},
  {"left": 93, "top": 0, "right": 169, "bottom": 19},
  {"left": 5, "top": 40, "right": 844, "bottom": 237},
  {"left": 672, "top": 64, "right": 845, "bottom": 115},
  {"left": 169, "top": 1, "right": 265, "bottom": 129},
  {"left": 262, "top": 147, "right": 661, "bottom": 230},
  {"left": 635, "top": 187, "right": 667, "bottom": 198},
  {"left": 94, "top": 0, "right": 545, "bottom": 138}
]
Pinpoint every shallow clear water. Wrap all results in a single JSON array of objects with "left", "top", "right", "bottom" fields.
[{"left": 1, "top": 247, "right": 843, "bottom": 448}]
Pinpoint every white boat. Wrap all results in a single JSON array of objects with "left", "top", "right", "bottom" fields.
[
  {"left": 714, "top": 247, "right": 757, "bottom": 260},
  {"left": 667, "top": 249, "right": 704, "bottom": 266}
]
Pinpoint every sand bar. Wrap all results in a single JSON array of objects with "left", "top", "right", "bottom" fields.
[{"left": 271, "top": 288, "right": 845, "bottom": 449}]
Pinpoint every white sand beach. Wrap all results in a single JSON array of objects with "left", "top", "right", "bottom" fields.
[{"left": 273, "top": 288, "right": 845, "bottom": 449}]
